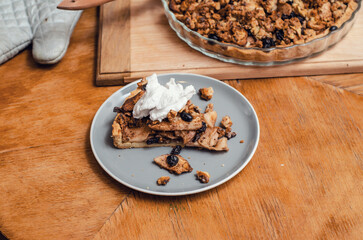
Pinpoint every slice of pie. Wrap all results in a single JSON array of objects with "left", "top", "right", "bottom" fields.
[
  {"left": 154, "top": 154, "right": 193, "bottom": 175},
  {"left": 112, "top": 78, "right": 235, "bottom": 151}
]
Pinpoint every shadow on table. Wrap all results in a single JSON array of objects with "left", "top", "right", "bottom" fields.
[{"left": 84, "top": 122, "right": 130, "bottom": 195}]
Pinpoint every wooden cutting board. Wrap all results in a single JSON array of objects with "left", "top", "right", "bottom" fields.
[{"left": 96, "top": 0, "right": 363, "bottom": 86}]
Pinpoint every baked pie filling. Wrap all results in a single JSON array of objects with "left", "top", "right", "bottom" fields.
[
  {"left": 168, "top": 0, "right": 360, "bottom": 48},
  {"left": 112, "top": 76, "right": 236, "bottom": 151}
]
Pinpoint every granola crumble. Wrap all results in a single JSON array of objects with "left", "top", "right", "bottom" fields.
[{"left": 169, "top": 0, "right": 360, "bottom": 48}]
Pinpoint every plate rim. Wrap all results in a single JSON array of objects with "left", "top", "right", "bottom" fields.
[{"left": 90, "top": 73, "right": 260, "bottom": 196}]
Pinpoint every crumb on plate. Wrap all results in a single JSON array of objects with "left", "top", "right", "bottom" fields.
[
  {"left": 157, "top": 176, "right": 171, "bottom": 186},
  {"left": 199, "top": 87, "right": 214, "bottom": 101},
  {"left": 196, "top": 171, "right": 210, "bottom": 183}
]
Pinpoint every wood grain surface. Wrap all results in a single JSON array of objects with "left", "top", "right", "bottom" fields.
[
  {"left": 94, "top": 77, "right": 363, "bottom": 240},
  {"left": 0, "top": 9, "right": 129, "bottom": 240},
  {"left": 96, "top": 0, "right": 363, "bottom": 85},
  {"left": 0, "top": 8, "right": 362, "bottom": 240},
  {"left": 98, "top": 0, "right": 130, "bottom": 76}
]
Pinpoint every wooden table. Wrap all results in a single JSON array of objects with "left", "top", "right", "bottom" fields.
[{"left": 0, "top": 8, "right": 362, "bottom": 240}]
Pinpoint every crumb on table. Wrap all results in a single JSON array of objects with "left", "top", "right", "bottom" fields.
[{"left": 240, "top": 140, "right": 244, "bottom": 143}]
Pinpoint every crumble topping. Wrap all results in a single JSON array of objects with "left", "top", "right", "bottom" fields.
[
  {"left": 199, "top": 87, "right": 214, "bottom": 100},
  {"left": 196, "top": 171, "right": 210, "bottom": 183},
  {"left": 157, "top": 176, "right": 171, "bottom": 185},
  {"left": 220, "top": 115, "right": 233, "bottom": 128},
  {"left": 169, "top": 0, "right": 359, "bottom": 48}
]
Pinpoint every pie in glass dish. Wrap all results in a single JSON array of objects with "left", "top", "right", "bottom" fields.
[{"left": 162, "top": 0, "right": 361, "bottom": 65}]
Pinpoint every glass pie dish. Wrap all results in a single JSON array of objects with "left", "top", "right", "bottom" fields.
[{"left": 161, "top": 0, "right": 362, "bottom": 66}]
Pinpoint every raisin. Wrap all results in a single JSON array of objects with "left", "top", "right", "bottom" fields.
[
  {"left": 262, "top": 38, "right": 275, "bottom": 48},
  {"left": 167, "top": 155, "right": 179, "bottom": 167},
  {"left": 197, "top": 122, "right": 207, "bottom": 133},
  {"left": 281, "top": 14, "right": 290, "bottom": 20},
  {"left": 290, "top": 12, "right": 298, "bottom": 18},
  {"left": 192, "top": 133, "right": 201, "bottom": 142},
  {"left": 330, "top": 26, "right": 338, "bottom": 31},
  {"left": 207, "top": 34, "right": 220, "bottom": 45},
  {"left": 113, "top": 107, "right": 123, "bottom": 113},
  {"left": 171, "top": 145, "right": 182, "bottom": 155},
  {"left": 246, "top": 29, "right": 253, "bottom": 37},
  {"left": 297, "top": 16, "right": 305, "bottom": 24},
  {"left": 208, "top": 34, "right": 220, "bottom": 41},
  {"left": 226, "top": 132, "right": 237, "bottom": 140},
  {"left": 146, "top": 137, "right": 160, "bottom": 145},
  {"left": 275, "top": 29, "right": 284, "bottom": 41},
  {"left": 180, "top": 111, "right": 193, "bottom": 122},
  {"left": 282, "top": 11, "right": 303, "bottom": 21}
]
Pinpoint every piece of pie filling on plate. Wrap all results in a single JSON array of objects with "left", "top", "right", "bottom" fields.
[{"left": 112, "top": 78, "right": 232, "bottom": 151}]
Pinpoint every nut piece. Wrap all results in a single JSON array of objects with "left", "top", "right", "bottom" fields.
[
  {"left": 157, "top": 176, "right": 170, "bottom": 186},
  {"left": 196, "top": 171, "right": 210, "bottom": 183},
  {"left": 199, "top": 87, "right": 214, "bottom": 101},
  {"left": 167, "top": 110, "right": 178, "bottom": 122},
  {"left": 220, "top": 115, "right": 233, "bottom": 129}
]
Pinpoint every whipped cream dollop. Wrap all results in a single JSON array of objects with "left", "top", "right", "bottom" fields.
[{"left": 133, "top": 74, "right": 196, "bottom": 122}]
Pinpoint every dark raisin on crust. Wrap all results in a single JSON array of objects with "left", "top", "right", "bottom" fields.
[
  {"left": 180, "top": 111, "right": 193, "bottom": 122},
  {"left": 330, "top": 26, "right": 338, "bottom": 31},
  {"left": 192, "top": 133, "right": 201, "bottom": 142},
  {"left": 197, "top": 122, "right": 207, "bottom": 133},
  {"left": 297, "top": 16, "right": 305, "bottom": 24},
  {"left": 275, "top": 29, "right": 284, "bottom": 41},
  {"left": 113, "top": 107, "right": 123, "bottom": 113},
  {"left": 167, "top": 155, "right": 179, "bottom": 167},
  {"left": 262, "top": 38, "right": 276, "bottom": 48},
  {"left": 281, "top": 14, "right": 290, "bottom": 20},
  {"left": 208, "top": 33, "right": 220, "bottom": 42},
  {"left": 146, "top": 137, "right": 160, "bottom": 145},
  {"left": 246, "top": 29, "right": 253, "bottom": 37},
  {"left": 226, "top": 132, "right": 237, "bottom": 140}
]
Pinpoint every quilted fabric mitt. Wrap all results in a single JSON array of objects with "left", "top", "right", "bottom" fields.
[{"left": 0, "top": 0, "right": 82, "bottom": 64}]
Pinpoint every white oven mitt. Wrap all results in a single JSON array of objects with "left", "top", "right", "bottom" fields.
[{"left": 0, "top": 0, "right": 82, "bottom": 65}]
